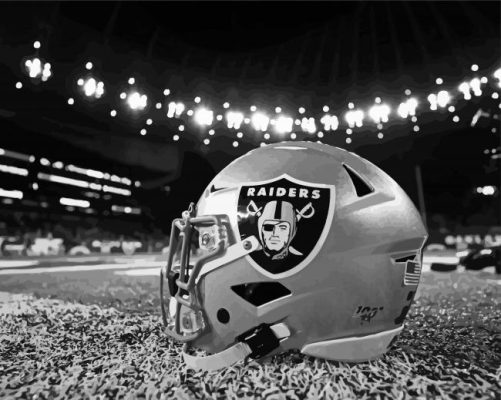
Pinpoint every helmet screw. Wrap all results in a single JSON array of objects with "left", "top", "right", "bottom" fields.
[{"left": 243, "top": 240, "right": 252, "bottom": 250}]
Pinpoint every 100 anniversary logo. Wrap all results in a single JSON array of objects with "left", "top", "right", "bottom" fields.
[{"left": 237, "top": 174, "right": 336, "bottom": 275}]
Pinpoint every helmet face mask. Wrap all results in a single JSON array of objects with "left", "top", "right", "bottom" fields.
[
  {"left": 160, "top": 207, "right": 232, "bottom": 342},
  {"left": 160, "top": 142, "right": 428, "bottom": 371}
]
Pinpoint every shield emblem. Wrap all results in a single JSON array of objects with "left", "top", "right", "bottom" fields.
[{"left": 237, "top": 174, "right": 335, "bottom": 276}]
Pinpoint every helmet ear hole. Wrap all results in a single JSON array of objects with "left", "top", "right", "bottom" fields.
[{"left": 217, "top": 308, "right": 230, "bottom": 324}]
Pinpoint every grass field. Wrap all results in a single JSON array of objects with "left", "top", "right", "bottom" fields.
[{"left": 0, "top": 258, "right": 500, "bottom": 399}]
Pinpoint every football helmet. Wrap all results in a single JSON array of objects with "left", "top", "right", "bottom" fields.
[{"left": 160, "top": 142, "right": 427, "bottom": 371}]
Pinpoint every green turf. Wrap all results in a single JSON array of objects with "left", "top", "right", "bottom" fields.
[{"left": 0, "top": 269, "right": 500, "bottom": 399}]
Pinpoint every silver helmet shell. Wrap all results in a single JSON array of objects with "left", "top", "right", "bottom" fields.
[{"left": 161, "top": 141, "right": 427, "bottom": 364}]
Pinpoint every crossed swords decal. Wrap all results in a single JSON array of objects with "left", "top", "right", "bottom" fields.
[{"left": 246, "top": 200, "right": 315, "bottom": 256}]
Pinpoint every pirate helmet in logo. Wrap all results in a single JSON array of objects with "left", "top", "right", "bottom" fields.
[
  {"left": 160, "top": 142, "right": 427, "bottom": 372},
  {"left": 257, "top": 200, "right": 299, "bottom": 260}
]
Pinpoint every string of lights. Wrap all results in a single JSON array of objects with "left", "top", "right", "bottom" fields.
[{"left": 16, "top": 40, "right": 501, "bottom": 149}]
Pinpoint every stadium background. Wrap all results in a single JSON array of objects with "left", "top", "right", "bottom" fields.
[{"left": 0, "top": 2, "right": 500, "bottom": 399}]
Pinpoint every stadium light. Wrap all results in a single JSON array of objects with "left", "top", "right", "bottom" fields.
[
  {"left": 398, "top": 98, "right": 418, "bottom": 118},
  {"left": 0, "top": 188, "right": 23, "bottom": 199},
  {"left": 16, "top": 82, "right": 22, "bottom": 89},
  {"left": 469, "top": 78, "right": 482, "bottom": 96},
  {"left": 128, "top": 77, "right": 135, "bottom": 85},
  {"left": 194, "top": 107, "right": 214, "bottom": 126},
  {"left": 80, "top": 77, "right": 105, "bottom": 99},
  {"left": 251, "top": 112, "right": 270, "bottom": 132},
  {"left": 203, "top": 138, "right": 210, "bottom": 145},
  {"left": 102, "top": 185, "right": 131, "bottom": 196},
  {"left": 275, "top": 107, "right": 282, "bottom": 113},
  {"left": 226, "top": 111, "right": 244, "bottom": 129},
  {"left": 127, "top": 92, "right": 147, "bottom": 111},
  {"left": 163, "top": 88, "right": 171, "bottom": 96},
  {"left": 369, "top": 104, "right": 391, "bottom": 124},
  {"left": 471, "top": 64, "right": 479, "bottom": 72},
  {"left": 85, "top": 62, "right": 93, "bottom": 70},
  {"left": 60, "top": 197, "right": 90, "bottom": 208},
  {"left": 33, "top": 41, "right": 41, "bottom": 49},
  {"left": 0, "top": 148, "right": 34, "bottom": 162},
  {"left": 478, "top": 185, "right": 496, "bottom": 196},
  {"left": 274, "top": 116, "right": 293, "bottom": 134},
  {"left": 345, "top": 109, "right": 364, "bottom": 128},
  {"left": 427, "top": 94, "right": 438, "bottom": 110},
  {"left": 167, "top": 102, "right": 185, "bottom": 118},
  {"left": 0, "top": 163, "right": 29, "bottom": 176},
  {"left": 494, "top": 69, "right": 501, "bottom": 87},
  {"left": 320, "top": 115, "right": 339, "bottom": 131},
  {"left": 301, "top": 117, "right": 316, "bottom": 134},
  {"left": 437, "top": 90, "right": 451, "bottom": 107},
  {"left": 66, "top": 165, "right": 104, "bottom": 179},
  {"left": 458, "top": 82, "right": 472, "bottom": 100},
  {"left": 25, "top": 57, "right": 52, "bottom": 81},
  {"left": 38, "top": 173, "right": 89, "bottom": 188},
  {"left": 223, "top": 102, "right": 230, "bottom": 109}
]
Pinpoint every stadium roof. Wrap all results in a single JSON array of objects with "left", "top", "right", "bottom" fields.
[{"left": 0, "top": 1, "right": 499, "bottom": 174}]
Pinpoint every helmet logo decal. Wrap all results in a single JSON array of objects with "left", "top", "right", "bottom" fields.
[{"left": 237, "top": 174, "right": 335, "bottom": 276}]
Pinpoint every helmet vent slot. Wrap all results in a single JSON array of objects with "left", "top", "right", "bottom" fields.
[
  {"left": 393, "top": 255, "right": 417, "bottom": 263},
  {"left": 231, "top": 282, "right": 291, "bottom": 306},
  {"left": 342, "top": 164, "right": 374, "bottom": 197}
]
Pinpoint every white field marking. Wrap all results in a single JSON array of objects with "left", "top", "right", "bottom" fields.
[
  {"left": 0, "top": 261, "right": 165, "bottom": 275},
  {"left": 0, "top": 260, "right": 39, "bottom": 268},
  {"left": 115, "top": 267, "right": 161, "bottom": 276},
  {"left": 421, "top": 263, "right": 431, "bottom": 273},
  {"left": 422, "top": 255, "right": 458, "bottom": 265},
  {"left": 112, "top": 257, "right": 161, "bottom": 264}
]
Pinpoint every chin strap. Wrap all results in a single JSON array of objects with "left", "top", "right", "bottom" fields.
[{"left": 182, "top": 322, "right": 290, "bottom": 372}]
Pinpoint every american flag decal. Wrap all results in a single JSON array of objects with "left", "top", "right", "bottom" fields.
[{"left": 404, "top": 260, "right": 421, "bottom": 285}]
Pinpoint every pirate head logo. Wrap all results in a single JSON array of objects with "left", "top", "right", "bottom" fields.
[{"left": 237, "top": 174, "right": 335, "bottom": 275}]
